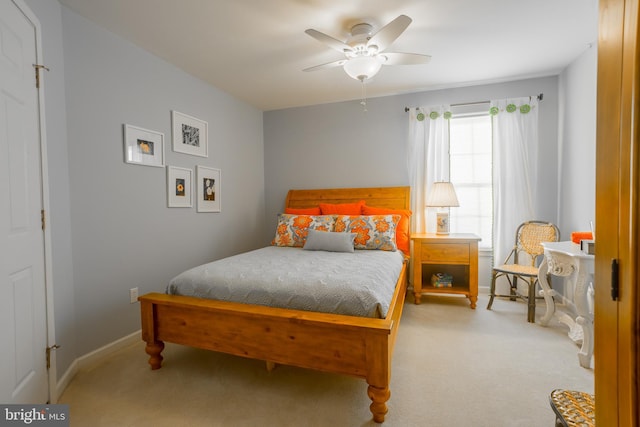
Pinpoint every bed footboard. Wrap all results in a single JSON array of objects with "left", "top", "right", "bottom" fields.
[{"left": 139, "top": 261, "right": 407, "bottom": 423}]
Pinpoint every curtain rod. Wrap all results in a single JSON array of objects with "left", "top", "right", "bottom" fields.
[{"left": 403, "top": 93, "right": 544, "bottom": 112}]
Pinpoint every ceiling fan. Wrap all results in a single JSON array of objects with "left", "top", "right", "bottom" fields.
[{"left": 303, "top": 15, "right": 431, "bottom": 82}]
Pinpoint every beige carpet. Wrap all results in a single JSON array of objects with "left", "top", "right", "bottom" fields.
[{"left": 58, "top": 293, "right": 594, "bottom": 426}]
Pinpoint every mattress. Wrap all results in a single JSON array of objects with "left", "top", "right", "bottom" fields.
[{"left": 167, "top": 246, "right": 404, "bottom": 318}]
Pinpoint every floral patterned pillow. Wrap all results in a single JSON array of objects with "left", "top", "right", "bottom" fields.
[
  {"left": 362, "top": 206, "right": 412, "bottom": 254},
  {"left": 334, "top": 215, "right": 400, "bottom": 251},
  {"left": 271, "top": 214, "right": 335, "bottom": 247}
]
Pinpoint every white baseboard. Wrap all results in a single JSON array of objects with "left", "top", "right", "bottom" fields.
[
  {"left": 55, "top": 329, "right": 141, "bottom": 400},
  {"left": 54, "top": 359, "right": 78, "bottom": 403}
]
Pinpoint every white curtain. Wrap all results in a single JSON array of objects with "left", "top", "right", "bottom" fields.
[
  {"left": 491, "top": 97, "right": 539, "bottom": 266},
  {"left": 406, "top": 105, "right": 451, "bottom": 233}
]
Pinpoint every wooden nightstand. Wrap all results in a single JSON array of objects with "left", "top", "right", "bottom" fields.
[{"left": 411, "top": 233, "right": 481, "bottom": 308}]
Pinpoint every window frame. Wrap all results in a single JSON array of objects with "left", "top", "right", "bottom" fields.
[{"left": 448, "top": 106, "right": 493, "bottom": 250}]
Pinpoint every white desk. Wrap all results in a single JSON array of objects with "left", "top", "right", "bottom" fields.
[{"left": 538, "top": 241, "right": 594, "bottom": 368}]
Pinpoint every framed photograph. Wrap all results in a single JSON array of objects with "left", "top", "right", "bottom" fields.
[
  {"left": 171, "top": 110, "right": 208, "bottom": 157},
  {"left": 166, "top": 166, "right": 192, "bottom": 208},
  {"left": 123, "top": 124, "right": 164, "bottom": 167},
  {"left": 196, "top": 166, "right": 221, "bottom": 212}
]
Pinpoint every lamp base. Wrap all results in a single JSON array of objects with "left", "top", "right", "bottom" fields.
[{"left": 436, "top": 211, "right": 450, "bottom": 234}]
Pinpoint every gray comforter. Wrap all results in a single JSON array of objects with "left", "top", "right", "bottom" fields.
[{"left": 167, "top": 246, "right": 404, "bottom": 318}]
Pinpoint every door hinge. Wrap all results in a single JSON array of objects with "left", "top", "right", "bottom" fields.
[
  {"left": 611, "top": 258, "right": 619, "bottom": 301},
  {"left": 41, "top": 209, "right": 45, "bottom": 231},
  {"left": 33, "top": 64, "right": 50, "bottom": 89},
  {"left": 46, "top": 344, "right": 60, "bottom": 370}
]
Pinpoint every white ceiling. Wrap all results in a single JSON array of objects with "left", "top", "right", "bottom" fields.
[{"left": 58, "top": 0, "right": 598, "bottom": 111}]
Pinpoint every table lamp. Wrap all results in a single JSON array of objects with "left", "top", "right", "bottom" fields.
[{"left": 426, "top": 182, "right": 460, "bottom": 234}]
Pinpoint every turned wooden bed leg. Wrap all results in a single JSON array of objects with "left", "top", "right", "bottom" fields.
[
  {"left": 145, "top": 340, "right": 165, "bottom": 370},
  {"left": 367, "top": 384, "right": 390, "bottom": 423}
]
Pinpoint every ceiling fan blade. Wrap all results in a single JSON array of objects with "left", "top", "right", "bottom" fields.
[
  {"left": 380, "top": 52, "right": 431, "bottom": 65},
  {"left": 367, "top": 15, "right": 412, "bottom": 52},
  {"left": 303, "top": 59, "right": 347, "bottom": 72},
  {"left": 305, "top": 29, "right": 352, "bottom": 53}
]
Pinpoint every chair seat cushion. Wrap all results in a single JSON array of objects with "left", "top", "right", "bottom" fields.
[{"left": 493, "top": 264, "right": 539, "bottom": 276}]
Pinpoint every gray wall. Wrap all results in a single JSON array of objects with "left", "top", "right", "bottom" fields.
[
  {"left": 558, "top": 46, "right": 597, "bottom": 237},
  {"left": 264, "top": 77, "right": 561, "bottom": 243},
  {"left": 60, "top": 8, "right": 266, "bottom": 356},
  {"left": 24, "top": 0, "right": 266, "bottom": 377}
]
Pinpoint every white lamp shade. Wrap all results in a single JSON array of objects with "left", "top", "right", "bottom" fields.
[
  {"left": 343, "top": 56, "right": 382, "bottom": 81},
  {"left": 426, "top": 182, "right": 460, "bottom": 207}
]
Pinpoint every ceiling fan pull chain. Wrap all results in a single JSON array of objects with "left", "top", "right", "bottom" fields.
[{"left": 360, "top": 79, "right": 368, "bottom": 112}]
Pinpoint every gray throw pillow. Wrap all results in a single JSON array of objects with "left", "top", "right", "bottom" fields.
[{"left": 303, "top": 229, "right": 356, "bottom": 253}]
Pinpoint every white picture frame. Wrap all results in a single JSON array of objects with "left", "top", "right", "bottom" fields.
[
  {"left": 171, "top": 110, "right": 208, "bottom": 157},
  {"left": 123, "top": 124, "right": 164, "bottom": 167},
  {"left": 196, "top": 166, "right": 221, "bottom": 213},
  {"left": 166, "top": 166, "right": 193, "bottom": 208}
]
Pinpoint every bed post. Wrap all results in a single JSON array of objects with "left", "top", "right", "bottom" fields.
[
  {"left": 365, "top": 333, "right": 391, "bottom": 423},
  {"left": 145, "top": 341, "right": 165, "bottom": 370},
  {"left": 140, "top": 297, "right": 165, "bottom": 370},
  {"left": 365, "top": 259, "right": 406, "bottom": 423},
  {"left": 367, "top": 384, "right": 390, "bottom": 423}
]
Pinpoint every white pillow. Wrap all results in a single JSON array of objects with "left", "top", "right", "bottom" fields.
[{"left": 303, "top": 229, "right": 356, "bottom": 253}]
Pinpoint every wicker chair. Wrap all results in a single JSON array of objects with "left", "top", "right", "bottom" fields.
[
  {"left": 549, "top": 389, "right": 595, "bottom": 427},
  {"left": 486, "top": 221, "right": 560, "bottom": 322}
]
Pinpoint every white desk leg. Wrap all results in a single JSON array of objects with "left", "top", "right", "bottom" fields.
[
  {"left": 539, "top": 253, "right": 585, "bottom": 360},
  {"left": 537, "top": 258, "right": 556, "bottom": 326},
  {"left": 574, "top": 263, "right": 594, "bottom": 368},
  {"left": 576, "top": 317, "right": 593, "bottom": 368},
  {"left": 558, "top": 311, "right": 584, "bottom": 345}
]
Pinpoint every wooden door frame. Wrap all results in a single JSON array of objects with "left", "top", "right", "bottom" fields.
[
  {"left": 617, "top": 1, "right": 640, "bottom": 423},
  {"left": 595, "top": 0, "right": 639, "bottom": 424}
]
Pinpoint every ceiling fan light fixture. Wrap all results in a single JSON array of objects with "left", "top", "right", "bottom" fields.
[
  {"left": 305, "top": 15, "right": 429, "bottom": 85},
  {"left": 343, "top": 56, "right": 382, "bottom": 81}
]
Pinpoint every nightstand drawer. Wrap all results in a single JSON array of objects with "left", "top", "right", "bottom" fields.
[{"left": 421, "top": 243, "right": 469, "bottom": 263}]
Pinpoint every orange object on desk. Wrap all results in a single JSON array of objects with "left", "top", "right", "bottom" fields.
[{"left": 571, "top": 231, "right": 593, "bottom": 244}]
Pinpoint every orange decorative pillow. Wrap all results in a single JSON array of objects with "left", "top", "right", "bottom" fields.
[
  {"left": 284, "top": 206, "right": 321, "bottom": 215},
  {"left": 334, "top": 215, "right": 400, "bottom": 251},
  {"left": 319, "top": 200, "right": 365, "bottom": 215},
  {"left": 271, "top": 214, "right": 335, "bottom": 247},
  {"left": 362, "top": 206, "right": 412, "bottom": 253}
]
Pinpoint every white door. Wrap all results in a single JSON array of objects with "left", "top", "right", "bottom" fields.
[{"left": 0, "top": 0, "right": 49, "bottom": 403}]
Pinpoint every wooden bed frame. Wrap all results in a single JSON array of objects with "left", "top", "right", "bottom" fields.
[{"left": 139, "top": 186, "right": 410, "bottom": 423}]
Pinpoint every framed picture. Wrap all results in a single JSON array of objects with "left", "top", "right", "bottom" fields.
[
  {"left": 166, "top": 166, "right": 192, "bottom": 208},
  {"left": 196, "top": 166, "right": 221, "bottom": 212},
  {"left": 171, "top": 110, "right": 208, "bottom": 157},
  {"left": 123, "top": 124, "right": 164, "bottom": 167}
]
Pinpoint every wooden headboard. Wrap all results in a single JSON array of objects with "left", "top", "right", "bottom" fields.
[{"left": 285, "top": 186, "right": 411, "bottom": 211}]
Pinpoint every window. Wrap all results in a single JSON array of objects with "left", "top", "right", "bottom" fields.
[{"left": 449, "top": 113, "right": 493, "bottom": 249}]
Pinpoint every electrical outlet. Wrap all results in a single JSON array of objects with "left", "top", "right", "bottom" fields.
[{"left": 129, "top": 287, "right": 139, "bottom": 304}]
